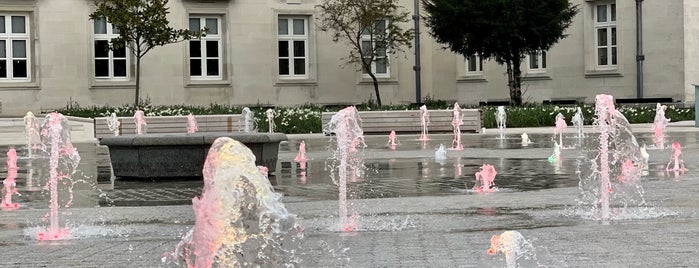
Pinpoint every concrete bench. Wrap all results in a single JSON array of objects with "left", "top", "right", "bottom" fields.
[
  {"left": 94, "top": 114, "right": 244, "bottom": 138},
  {"left": 321, "top": 109, "right": 482, "bottom": 134},
  {"left": 0, "top": 116, "right": 86, "bottom": 133}
]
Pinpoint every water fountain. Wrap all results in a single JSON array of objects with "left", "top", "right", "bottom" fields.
[
  {"left": 266, "top": 108, "right": 276, "bottom": 133},
  {"left": 576, "top": 94, "right": 646, "bottom": 221},
  {"left": 134, "top": 110, "right": 147, "bottom": 135},
  {"left": 186, "top": 113, "right": 198, "bottom": 134},
  {"left": 106, "top": 112, "right": 120, "bottom": 136},
  {"left": 294, "top": 140, "right": 307, "bottom": 170},
  {"left": 418, "top": 105, "right": 430, "bottom": 141},
  {"left": 666, "top": 141, "right": 687, "bottom": 172},
  {"left": 652, "top": 103, "right": 669, "bottom": 149},
  {"left": 35, "top": 112, "right": 81, "bottom": 240},
  {"left": 520, "top": 133, "right": 531, "bottom": 146},
  {"left": 434, "top": 144, "right": 447, "bottom": 162},
  {"left": 547, "top": 141, "right": 560, "bottom": 163},
  {"left": 388, "top": 130, "right": 398, "bottom": 147},
  {"left": 24, "top": 111, "right": 40, "bottom": 157},
  {"left": 163, "top": 137, "right": 302, "bottom": 267},
  {"left": 572, "top": 107, "right": 584, "bottom": 140},
  {"left": 451, "top": 102, "right": 464, "bottom": 150},
  {"left": 473, "top": 164, "right": 497, "bottom": 193},
  {"left": 486, "top": 230, "right": 536, "bottom": 268},
  {"left": 241, "top": 107, "right": 256, "bottom": 132},
  {"left": 495, "top": 106, "right": 506, "bottom": 140},
  {"left": 2, "top": 148, "right": 19, "bottom": 210},
  {"left": 324, "top": 106, "right": 364, "bottom": 232},
  {"left": 640, "top": 144, "right": 649, "bottom": 169},
  {"left": 554, "top": 113, "right": 567, "bottom": 148}
]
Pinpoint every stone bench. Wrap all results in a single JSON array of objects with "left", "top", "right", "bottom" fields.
[
  {"left": 94, "top": 114, "right": 245, "bottom": 139},
  {"left": 321, "top": 109, "right": 482, "bottom": 134},
  {"left": 99, "top": 132, "right": 287, "bottom": 179},
  {"left": 0, "top": 116, "right": 86, "bottom": 133}
]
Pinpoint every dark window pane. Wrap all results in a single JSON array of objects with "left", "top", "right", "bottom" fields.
[
  {"left": 11, "top": 16, "right": 25, "bottom": 34},
  {"left": 468, "top": 55, "right": 477, "bottom": 72},
  {"left": 0, "top": 16, "right": 5, "bottom": 33},
  {"left": 598, "top": 28, "right": 607, "bottom": 46},
  {"left": 189, "top": 18, "right": 200, "bottom": 32},
  {"left": 611, "top": 4, "right": 616, "bottom": 21},
  {"left": 278, "top": 19, "right": 288, "bottom": 35},
  {"left": 206, "top": 59, "right": 219, "bottom": 76},
  {"left": 189, "top": 40, "right": 201, "bottom": 57},
  {"left": 596, "top": 5, "right": 607, "bottom": 22},
  {"left": 0, "top": 40, "right": 5, "bottom": 58},
  {"left": 292, "top": 19, "right": 304, "bottom": 35},
  {"left": 374, "top": 20, "right": 386, "bottom": 34},
  {"left": 361, "top": 41, "right": 372, "bottom": 56},
  {"left": 375, "top": 58, "right": 387, "bottom": 74},
  {"left": 598, "top": 48, "right": 608, "bottom": 65},
  {"left": 12, "top": 40, "right": 26, "bottom": 58},
  {"left": 529, "top": 54, "right": 537, "bottom": 69},
  {"left": 12, "top": 60, "right": 27, "bottom": 78},
  {"left": 113, "top": 59, "right": 127, "bottom": 77},
  {"left": 293, "top": 41, "right": 304, "bottom": 57},
  {"left": 611, "top": 27, "right": 616, "bottom": 45},
  {"left": 278, "top": 41, "right": 288, "bottom": 57},
  {"left": 190, "top": 59, "right": 201, "bottom": 76},
  {"left": 206, "top": 41, "right": 218, "bottom": 57},
  {"left": 0, "top": 60, "right": 6, "bottom": 78},
  {"left": 541, "top": 52, "right": 547, "bottom": 68},
  {"left": 94, "top": 40, "right": 109, "bottom": 58},
  {"left": 113, "top": 45, "right": 126, "bottom": 58},
  {"left": 95, "top": 59, "right": 109, "bottom": 77},
  {"left": 612, "top": 47, "right": 617, "bottom": 65},
  {"left": 293, "top": 59, "right": 305, "bottom": 75},
  {"left": 278, "top": 59, "right": 289, "bottom": 75}
]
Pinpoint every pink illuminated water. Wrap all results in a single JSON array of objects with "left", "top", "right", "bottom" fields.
[
  {"left": 596, "top": 95, "right": 614, "bottom": 220},
  {"left": 186, "top": 113, "right": 198, "bottom": 134},
  {"left": 473, "top": 164, "right": 497, "bottom": 193},
  {"left": 666, "top": 141, "right": 687, "bottom": 172},
  {"left": 2, "top": 148, "right": 19, "bottom": 210},
  {"left": 134, "top": 110, "right": 147, "bottom": 135},
  {"left": 418, "top": 105, "right": 430, "bottom": 141},
  {"left": 294, "top": 141, "right": 307, "bottom": 170},
  {"left": 164, "top": 137, "right": 302, "bottom": 267},
  {"left": 451, "top": 103, "right": 464, "bottom": 150},
  {"left": 486, "top": 231, "right": 534, "bottom": 268},
  {"left": 554, "top": 113, "right": 567, "bottom": 147},
  {"left": 652, "top": 103, "right": 669, "bottom": 149},
  {"left": 325, "top": 106, "right": 364, "bottom": 232},
  {"left": 388, "top": 130, "right": 398, "bottom": 147}
]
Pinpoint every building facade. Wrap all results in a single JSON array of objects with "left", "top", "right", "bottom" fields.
[{"left": 0, "top": 0, "right": 697, "bottom": 116}]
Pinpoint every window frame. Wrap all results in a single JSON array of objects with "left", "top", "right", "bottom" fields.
[
  {"left": 188, "top": 15, "right": 223, "bottom": 81},
  {"left": 93, "top": 17, "right": 129, "bottom": 81},
  {"left": 594, "top": 2, "right": 617, "bottom": 69},
  {"left": 277, "top": 16, "right": 309, "bottom": 80},
  {"left": 0, "top": 14, "right": 31, "bottom": 82},
  {"left": 527, "top": 51, "right": 547, "bottom": 73},
  {"left": 465, "top": 54, "right": 483, "bottom": 74},
  {"left": 360, "top": 19, "right": 390, "bottom": 79}
]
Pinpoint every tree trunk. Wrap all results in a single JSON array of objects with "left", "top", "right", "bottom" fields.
[
  {"left": 368, "top": 72, "right": 382, "bottom": 107},
  {"left": 135, "top": 55, "right": 141, "bottom": 106},
  {"left": 505, "top": 59, "right": 523, "bottom": 106}
]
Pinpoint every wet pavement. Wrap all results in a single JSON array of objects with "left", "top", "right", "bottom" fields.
[{"left": 1, "top": 121, "right": 699, "bottom": 267}]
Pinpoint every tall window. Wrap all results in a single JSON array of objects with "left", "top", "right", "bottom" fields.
[
  {"left": 93, "top": 17, "right": 127, "bottom": 79},
  {"left": 189, "top": 16, "right": 222, "bottom": 79},
  {"left": 0, "top": 14, "right": 30, "bottom": 81},
  {"left": 278, "top": 16, "right": 308, "bottom": 79},
  {"left": 361, "top": 20, "right": 389, "bottom": 77},
  {"left": 528, "top": 51, "right": 546, "bottom": 72},
  {"left": 595, "top": 3, "right": 616, "bottom": 68},
  {"left": 465, "top": 54, "right": 482, "bottom": 73}
]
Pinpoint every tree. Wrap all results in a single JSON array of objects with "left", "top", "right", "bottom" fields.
[
  {"left": 90, "top": 0, "right": 204, "bottom": 105},
  {"left": 316, "top": 0, "right": 414, "bottom": 107},
  {"left": 422, "top": 0, "right": 578, "bottom": 105}
]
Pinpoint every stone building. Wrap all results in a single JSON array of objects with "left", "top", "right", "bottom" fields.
[{"left": 0, "top": 0, "right": 697, "bottom": 115}]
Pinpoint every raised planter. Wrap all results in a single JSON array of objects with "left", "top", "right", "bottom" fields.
[{"left": 99, "top": 132, "right": 287, "bottom": 179}]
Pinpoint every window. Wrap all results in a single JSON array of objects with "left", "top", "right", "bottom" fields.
[
  {"left": 465, "top": 54, "right": 482, "bottom": 73},
  {"left": 528, "top": 51, "right": 546, "bottom": 72},
  {"left": 595, "top": 3, "right": 616, "bottom": 68},
  {"left": 361, "top": 20, "right": 389, "bottom": 78},
  {"left": 93, "top": 17, "right": 128, "bottom": 79},
  {"left": 189, "top": 16, "right": 222, "bottom": 79},
  {"left": 0, "top": 14, "right": 30, "bottom": 81},
  {"left": 278, "top": 16, "right": 308, "bottom": 79}
]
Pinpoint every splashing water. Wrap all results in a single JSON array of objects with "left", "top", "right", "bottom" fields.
[
  {"left": 435, "top": 144, "right": 447, "bottom": 162},
  {"left": 451, "top": 103, "right": 464, "bottom": 150},
  {"left": 666, "top": 141, "right": 687, "bottom": 172},
  {"left": 388, "top": 130, "right": 398, "bottom": 147},
  {"left": 495, "top": 106, "right": 506, "bottom": 140},
  {"left": 2, "top": 148, "right": 20, "bottom": 210},
  {"left": 547, "top": 141, "right": 561, "bottom": 164},
  {"left": 640, "top": 144, "right": 650, "bottom": 170},
  {"left": 324, "top": 106, "right": 364, "bottom": 232},
  {"left": 520, "top": 133, "right": 531, "bottom": 146},
  {"left": 133, "top": 110, "right": 147, "bottom": 135},
  {"left": 575, "top": 94, "right": 646, "bottom": 221},
  {"left": 652, "top": 103, "right": 669, "bottom": 149},
  {"left": 418, "top": 105, "right": 430, "bottom": 141},
  {"left": 35, "top": 112, "right": 81, "bottom": 240},
  {"left": 187, "top": 113, "right": 198, "bottom": 134},
  {"left": 106, "top": 112, "right": 120, "bottom": 136},
  {"left": 266, "top": 109, "right": 276, "bottom": 133},
  {"left": 572, "top": 107, "right": 585, "bottom": 140},
  {"left": 163, "top": 137, "right": 303, "bottom": 267},
  {"left": 24, "top": 111, "right": 40, "bottom": 157},
  {"left": 486, "top": 231, "right": 536, "bottom": 268},
  {"left": 554, "top": 113, "right": 567, "bottom": 147},
  {"left": 241, "top": 107, "right": 256, "bottom": 133},
  {"left": 473, "top": 164, "right": 497, "bottom": 193},
  {"left": 294, "top": 141, "right": 307, "bottom": 170}
]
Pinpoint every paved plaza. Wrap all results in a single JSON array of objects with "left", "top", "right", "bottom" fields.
[{"left": 1, "top": 121, "right": 699, "bottom": 267}]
